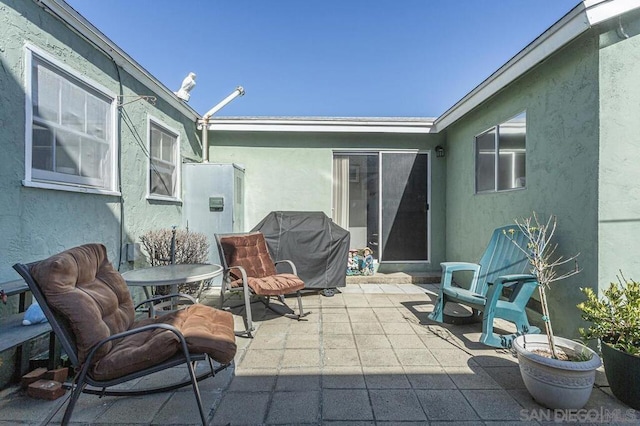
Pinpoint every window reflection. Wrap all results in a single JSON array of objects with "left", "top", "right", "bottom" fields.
[{"left": 475, "top": 112, "right": 526, "bottom": 193}]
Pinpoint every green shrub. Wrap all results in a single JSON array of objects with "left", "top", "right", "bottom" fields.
[{"left": 578, "top": 276, "right": 640, "bottom": 356}]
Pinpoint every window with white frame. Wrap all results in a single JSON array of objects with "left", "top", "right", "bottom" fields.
[
  {"left": 475, "top": 111, "right": 527, "bottom": 193},
  {"left": 27, "top": 48, "right": 115, "bottom": 191},
  {"left": 148, "top": 120, "right": 179, "bottom": 199}
]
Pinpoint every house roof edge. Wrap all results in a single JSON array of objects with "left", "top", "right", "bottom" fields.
[
  {"left": 205, "top": 117, "right": 436, "bottom": 134},
  {"left": 38, "top": 0, "right": 200, "bottom": 121},
  {"left": 433, "top": 0, "right": 640, "bottom": 132}
]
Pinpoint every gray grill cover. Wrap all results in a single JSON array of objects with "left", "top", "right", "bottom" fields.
[{"left": 251, "top": 211, "right": 349, "bottom": 289}]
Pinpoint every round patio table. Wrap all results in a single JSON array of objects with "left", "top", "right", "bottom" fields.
[
  {"left": 122, "top": 263, "right": 223, "bottom": 315},
  {"left": 122, "top": 263, "right": 223, "bottom": 287}
]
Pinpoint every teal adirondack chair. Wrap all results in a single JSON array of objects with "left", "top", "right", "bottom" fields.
[{"left": 428, "top": 225, "right": 541, "bottom": 348}]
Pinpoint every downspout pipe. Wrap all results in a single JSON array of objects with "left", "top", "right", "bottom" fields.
[{"left": 200, "top": 86, "right": 245, "bottom": 162}]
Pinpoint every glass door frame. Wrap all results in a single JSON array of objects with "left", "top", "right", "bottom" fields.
[
  {"left": 378, "top": 150, "right": 432, "bottom": 264},
  {"left": 332, "top": 149, "right": 432, "bottom": 265}
]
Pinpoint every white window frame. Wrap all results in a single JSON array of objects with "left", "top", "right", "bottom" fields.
[
  {"left": 147, "top": 116, "right": 181, "bottom": 201},
  {"left": 23, "top": 43, "right": 119, "bottom": 195},
  {"left": 475, "top": 111, "right": 527, "bottom": 194}
]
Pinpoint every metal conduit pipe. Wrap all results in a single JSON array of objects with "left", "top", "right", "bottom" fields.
[{"left": 200, "top": 86, "right": 245, "bottom": 162}]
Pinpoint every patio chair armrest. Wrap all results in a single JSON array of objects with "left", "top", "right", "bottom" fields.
[
  {"left": 439, "top": 262, "right": 481, "bottom": 290},
  {"left": 84, "top": 323, "right": 192, "bottom": 367},
  {"left": 485, "top": 274, "right": 538, "bottom": 310},
  {"left": 488, "top": 274, "right": 538, "bottom": 288},
  {"left": 227, "top": 265, "right": 250, "bottom": 292},
  {"left": 440, "top": 262, "right": 481, "bottom": 273},
  {"left": 274, "top": 259, "right": 297, "bottom": 275}
]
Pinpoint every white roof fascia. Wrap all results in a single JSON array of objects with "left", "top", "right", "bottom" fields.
[
  {"left": 584, "top": 0, "right": 640, "bottom": 24},
  {"left": 39, "top": 0, "right": 199, "bottom": 121},
  {"left": 206, "top": 118, "right": 435, "bottom": 134},
  {"left": 433, "top": 0, "right": 640, "bottom": 132}
]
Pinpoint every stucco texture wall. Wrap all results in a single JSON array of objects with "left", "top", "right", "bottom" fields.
[
  {"left": 597, "top": 13, "right": 640, "bottom": 288},
  {"left": 1, "top": 0, "right": 200, "bottom": 386},
  {"left": 0, "top": 0, "right": 199, "bottom": 278},
  {"left": 444, "top": 32, "right": 600, "bottom": 338},
  {"left": 209, "top": 130, "right": 446, "bottom": 271}
]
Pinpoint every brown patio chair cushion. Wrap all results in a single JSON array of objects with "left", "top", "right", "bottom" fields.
[
  {"left": 93, "top": 304, "right": 236, "bottom": 380},
  {"left": 30, "top": 244, "right": 135, "bottom": 364},
  {"left": 244, "top": 274, "right": 305, "bottom": 296},
  {"left": 30, "top": 243, "right": 236, "bottom": 381},
  {"left": 219, "top": 233, "right": 305, "bottom": 296}
]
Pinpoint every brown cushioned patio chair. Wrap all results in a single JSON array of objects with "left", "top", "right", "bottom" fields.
[
  {"left": 13, "top": 243, "right": 236, "bottom": 426},
  {"left": 215, "top": 232, "right": 309, "bottom": 337}
]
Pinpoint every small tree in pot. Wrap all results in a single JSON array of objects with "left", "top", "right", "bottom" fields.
[
  {"left": 505, "top": 212, "right": 601, "bottom": 409},
  {"left": 578, "top": 275, "right": 640, "bottom": 409}
]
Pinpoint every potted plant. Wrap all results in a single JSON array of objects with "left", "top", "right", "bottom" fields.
[
  {"left": 577, "top": 276, "right": 640, "bottom": 410},
  {"left": 504, "top": 212, "right": 601, "bottom": 409}
]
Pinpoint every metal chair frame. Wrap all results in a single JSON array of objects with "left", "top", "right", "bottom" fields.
[
  {"left": 13, "top": 262, "right": 231, "bottom": 426},
  {"left": 215, "top": 232, "right": 309, "bottom": 338}
]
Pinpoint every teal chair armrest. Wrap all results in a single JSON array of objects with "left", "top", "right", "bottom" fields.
[
  {"left": 489, "top": 274, "right": 537, "bottom": 288},
  {"left": 440, "top": 262, "right": 481, "bottom": 292},
  {"left": 485, "top": 274, "right": 538, "bottom": 314},
  {"left": 440, "top": 262, "right": 481, "bottom": 273}
]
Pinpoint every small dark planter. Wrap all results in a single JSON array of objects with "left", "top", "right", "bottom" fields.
[{"left": 601, "top": 342, "right": 640, "bottom": 410}]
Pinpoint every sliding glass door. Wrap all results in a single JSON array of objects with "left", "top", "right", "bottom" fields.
[
  {"left": 333, "top": 151, "right": 429, "bottom": 263},
  {"left": 333, "top": 153, "right": 380, "bottom": 257},
  {"left": 380, "top": 152, "right": 429, "bottom": 262}
]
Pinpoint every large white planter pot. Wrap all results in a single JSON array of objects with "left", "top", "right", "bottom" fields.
[{"left": 513, "top": 334, "right": 601, "bottom": 409}]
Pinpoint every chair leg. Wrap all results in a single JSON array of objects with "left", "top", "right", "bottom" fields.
[
  {"left": 261, "top": 293, "right": 309, "bottom": 321},
  {"left": 185, "top": 356, "right": 208, "bottom": 425},
  {"left": 242, "top": 288, "right": 254, "bottom": 337},
  {"left": 61, "top": 368, "right": 90, "bottom": 425},
  {"left": 296, "top": 290, "right": 308, "bottom": 320},
  {"left": 480, "top": 304, "right": 500, "bottom": 347},
  {"left": 428, "top": 292, "right": 445, "bottom": 323},
  {"left": 219, "top": 283, "right": 226, "bottom": 310}
]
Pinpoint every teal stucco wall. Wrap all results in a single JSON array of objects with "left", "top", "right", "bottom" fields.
[
  {"left": 0, "top": 0, "right": 200, "bottom": 385},
  {"left": 597, "top": 12, "right": 640, "bottom": 289},
  {"left": 0, "top": 0, "right": 200, "bottom": 282},
  {"left": 209, "top": 130, "right": 446, "bottom": 272},
  {"left": 444, "top": 32, "right": 600, "bottom": 338}
]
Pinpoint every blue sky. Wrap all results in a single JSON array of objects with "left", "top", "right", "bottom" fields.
[{"left": 66, "top": 0, "right": 579, "bottom": 118}]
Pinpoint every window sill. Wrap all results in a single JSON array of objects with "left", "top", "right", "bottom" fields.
[
  {"left": 146, "top": 195, "right": 182, "bottom": 204},
  {"left": 475, "top": 186, "right": 527, "bottom": 195},
  {"left": 22, "top": 180, "right": 121, "bottom": 196}
]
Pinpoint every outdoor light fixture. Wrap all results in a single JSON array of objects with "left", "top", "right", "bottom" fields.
[{"left": 435, "top": 145, "right": 445, "bottom": 158}]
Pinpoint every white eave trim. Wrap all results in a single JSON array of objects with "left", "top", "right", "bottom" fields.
[
  {"left": 38, "top": 0, "right": 199, "bottom": 121},
  {"left": 205, "top": 118, "right": 435, "bottom": 134},
  {"left": 434, "top": 0, "right": 640, "bottom": 132}
]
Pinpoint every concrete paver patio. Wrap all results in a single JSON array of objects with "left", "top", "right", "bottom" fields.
[{"left": 0, "top": 282, "right": 637, "bottom": 425}]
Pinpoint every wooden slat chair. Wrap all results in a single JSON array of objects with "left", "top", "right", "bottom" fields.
[
  {"left": 428, "top": 225, "right": 541, "bottom": 348},
  {"left": 215, "top": 232, "right": 309, "bottom": 337},
  {"left": 13, "top": 244, "right": 237, "bottom": 426}
]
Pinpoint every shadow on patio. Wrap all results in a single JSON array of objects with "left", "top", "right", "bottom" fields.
[{"left": 0, "top": 283, "right": 636, "bottom": 425}]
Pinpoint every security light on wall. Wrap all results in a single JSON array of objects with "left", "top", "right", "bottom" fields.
[{"left": 435, "top": 145, "right": 445, "bottom": 158}]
